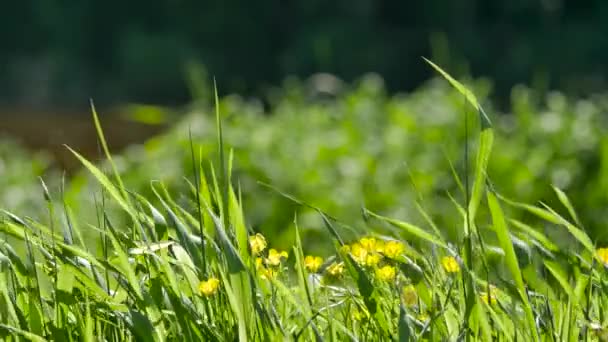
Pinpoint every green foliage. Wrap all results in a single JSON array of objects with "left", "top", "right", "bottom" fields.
[
  {"left": 54, "top": 73, "right": 608, "bottom": 255},
  {"left": 3, "top": 62, "right": 608, "bottom": 339}
]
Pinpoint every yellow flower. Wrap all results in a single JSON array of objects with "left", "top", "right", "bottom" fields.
[
  {"left": 359, "top": 237, "right": 377, "bottom": 251},
  {"left": 260, "top": 267, "right": 276, "bottom": 279},
  {"left": 350, "top": 242, "right": 368, "bottom": 265},
  {"left": 402, "top": 285, "right": 418, "bottom": 307},
  {"left": 304, "top": 255, "right": 323, "bottom": 273},
  {"left": 249, "top": 233, "right": 267, "bottom": 255},
  {"left": 375, "top": 239, "right": 385, "bottom": 253},
  {"left": 358, "top": 237, "right": 386, "bottom": 253},
  {"left": 480, "top": 285, "right": 498, "bottom": 305},
  {"left": 383, "top": 240, "right": 405, "bottom": 259},
  {"left": 199, "top": 278, "right": 220, "bottom": 297},
  {"left": 441, "top": 256, "right": 460, "bottom": 273},
  {"left": 376, "top": 265, "right": 396, "bottom": 282},
  {"left": 255, "top": 257, "right": 276, "bottom": 279},
  {"left": 266, "top": 249, "right": 288, "bottom": 266},
  {"left": 597, "top": 247, "right": 608, "bottom": 266},
  {"left": 326, "top": 262, "right": 345, "bottom": 277},
  {"left": 365, "top": 253, "right": 382, "bottom": 267},
  {"left": 349, "top": 242, "right": 383, "bottom": 266}
]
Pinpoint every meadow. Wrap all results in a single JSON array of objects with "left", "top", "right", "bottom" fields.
[{"left": 1, "top": 61, "right": 608, "bottom": 340}]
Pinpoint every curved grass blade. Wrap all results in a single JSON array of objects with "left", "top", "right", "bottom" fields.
[
  {"left": 508, "top": 219, "right": 558, "bottom": 253},
  {"left": 89, "top": 101, "right": 128, "bottom": 200},
  {"left": 552, "top": 186, "right": 581, "bottom": 227},
  {"left": 500, "top": 195, "right": 594, "bottom": 255},
  {"left": 65, "top": 146, "right": 134, "bottom": 218},
  {"left": 363, "top": 208, "right": 447, "bottom": 248},
  {"left": 543, "top": 260, "right": 574, "bottom": 298},
  {"left": 424, "top": 57, "right": 494, "bottom": 225},
  {"left": 423, "top": 57, "right": 491, "bottom": 127}
]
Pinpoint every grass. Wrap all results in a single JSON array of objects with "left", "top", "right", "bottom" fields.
[{"left": 1, "top": 61, "right": 608, "bottom": 340}]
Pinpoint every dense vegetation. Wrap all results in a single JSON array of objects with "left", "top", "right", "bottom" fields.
[
  {"left": 62, "top": 71, "right": 608, "bottom": 252},
  {"left": 2, "top": 63, "right": 608, "bottom": 340}
]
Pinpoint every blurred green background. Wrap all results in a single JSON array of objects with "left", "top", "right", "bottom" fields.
[
  {"left": 2, "top": 1, "right": 608, "bottom": 252},
  {"left": 5, "top": 75, "right": 608, "bottom": 254}
]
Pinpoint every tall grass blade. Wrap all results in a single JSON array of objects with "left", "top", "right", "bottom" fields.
[
  {"left": 487, "top": 191, "right": 539, "bottom": 341},
  {"left": 65, "top": 147, "right": 134, "bottom": 217},
  {"left": 398, "top": 304, "right": 411, "bottom": 342},
  {"left": 89, "top": 100, "right": 129, "bottom": 200}
]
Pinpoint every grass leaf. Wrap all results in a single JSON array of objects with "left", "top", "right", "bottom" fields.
[{"left": 487, "top": 191, "right": 539, "bottom": 341}]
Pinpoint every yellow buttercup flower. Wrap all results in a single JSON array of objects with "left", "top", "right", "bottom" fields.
[
  {"left": 304, "top": 255, "right": 323, "bottom": 273},
  {"left": 350, "top": 242, "right": 368, "bottom": 265},
  {"left": 266, "top": 249, "right": 288, "bottom": 266},
  {"left": 365, "top": 253, "right": 382, "bottom": 267},
  {"left": 260, "top": 267, "right": 276, "bottom": 279},
  {"left": 402, "top": 285, "right": 418, "bottom": 307},
  {"left": 249, "top": 233, "right": 267, "bottom": 255},
  {"left": 383, "top": 240, "right": 405, "bottom": 259},
  {"left": 441, "top": 256, "right": 460, "bottom": 273},
  {"left": 358, "top": 237, "right": 386, "bottom": 254},
  {"left": 349, "top": 241, "right": 383, "bottom": 266},
  {"left": 255, "top": 257, "right": 276, "bottom": 279},
  {"left": 326, "top": 262, "right": 345, "bottom": 277},
  {"left": 374, "top": 239, "right": 385, "bottom": 253},
  {"left": 376, "top": 265, "right": 396, "bottom": 282},
  {"left": 359, "top": 237, "right": 377, "bottom": 251},
  {"left": 199, "top": 278, "right": 220, "bottom": 297},
  {"left": 597, "top": 247, "right": 608, "bottom": 266}
]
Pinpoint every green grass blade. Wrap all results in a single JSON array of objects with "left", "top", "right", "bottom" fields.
[
  {"left": 487, "top": 191, "right": 539, "bottom": 341},
  {"left": 84, "top": 296, "right": 94, "bottom": 342},
  {"left": 424, "top": 57, "right": 494, "bottom": 225},
  {"left": 219, "top": 272, "right": 247, "bottom": 341},
  {"left": 65, "top": 146, "right": 134, "bottom": 217},
  {"left": 543, "top": 260, "right": 574, "bottom": 298},
  {"left": 0, "top": 324, "right": 48, "bottom": 342},
  {"left": 363, "top": 208, "right": 447, "bottom": 248},
  {"left": 228, "top": 184, "right": 250, "bottom": 265},
  {"left": 89, "top": 101, "right": 129, "bottom": 201},
  {"left": 469, "top": 128, "right": 494, "bottom": 222},
  {"left": 508, "top": 219, "right": 559, "bottom": 252},
  {"left": 502, "top": 196, "right": 594, "bottom": 255},
  {"left": 423, "top": 57, "right": 491, "bottom": 127},
  {"left": 129, "top": 309, "right": 158, "bottom": 342},
  {"left": 398, "top": 304, "right": 411, "bottom": 342},
  {"left": 552, "top": 186, "right": 582, "bottom": 227}
]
